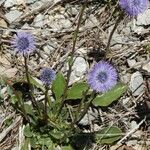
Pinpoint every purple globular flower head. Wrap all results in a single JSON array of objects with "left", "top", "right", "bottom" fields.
[
  {"left": 40, "top": 68, "right": 56, "bottom": 86},
  {"left": 119, "top": 0, "right": 149, "bottom": 17},
  {"left": 87, "top": 61, "right": 118, "bottom": 93},
  {"left": 11, "top": 32, "right": 36, "bottom": 56}
]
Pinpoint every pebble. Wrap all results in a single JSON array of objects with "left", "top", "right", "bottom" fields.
[
  {"left": 142, "top": 61, "right": 150, "bottom": 73},
  {"left": 127, "top": 59, "right": 136, "bottom": 68},
  {"left": 79, "top": 109, "right": 98, "bottom": 126},
  {"left": 33, "top": 14, "right": 44, "bottom": 28},
  {"left": 26, "top": 0, "right": 38, "bottom": 4},
  {"left": 136, "top": 9, "right": 150, "bottom": 26},
  {"left": 5, "top": 10, "right": 22, "bottom": 23},
  {"left": 69, "top": 57, "right": 88, "bottom": 84},
  {"left": 121, "top": 73, "right": 131, "bottom": 84},
  {"left": 4, "top": 0, "right": 17, "bottom": 8},
  {"left": 47, "top": 14, "right": 71, "bottom": 30},
  {"left": 129, "top": 71, "right": 145, "bottom": 96},
  {"left": 126, "top": 140, "right": 137, "bottom": 146},
  {"left": 85, "top": 14, "right": 99, "bottom": 27}
]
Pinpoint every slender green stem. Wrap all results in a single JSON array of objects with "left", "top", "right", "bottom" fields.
[
  {"left": 74, "top": 87, "right": 90, "bottom": 123},
  {"left": 76, "top": 91, "right": 96, "bottom": 124},
  {"left": 14, "top": 90, "right": 29, "bottom": 121},
  {"left": 105, "top": 12, "right": 124, "bottom": 53},
  {"left": 44, "top": 86, "right": 49, "bottom": 123},
  {"left": 24, "top": 55, "right": 40, "bottom": 114},
  {"left": 56, "top": 0, "right": 88, "bottom": 118}
]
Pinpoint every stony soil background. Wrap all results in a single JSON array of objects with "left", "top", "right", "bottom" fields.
[{"left": 0, "top": 0, "right": 150, "bottom": 150}]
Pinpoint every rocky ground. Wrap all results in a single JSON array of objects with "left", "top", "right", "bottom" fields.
[{"left": 0, "top": 0, "right": 150, "bottom": 150}]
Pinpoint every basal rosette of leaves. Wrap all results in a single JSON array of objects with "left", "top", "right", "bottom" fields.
[{"left": 3, "top": 59, "right": 127, "bottom": 149}]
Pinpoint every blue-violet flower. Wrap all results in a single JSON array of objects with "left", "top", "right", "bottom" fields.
[
  {"left": 11, "top": 32, "right": 35, "bottom": 55},
  {"left": 119, "top": 0, "right": 149, "bottom": 16},
  {"left": 87, "top": 61, "right": 118, "bottom": 93},
  {"left": 40, "top": 68, "right": 56, "bottom": 86}
]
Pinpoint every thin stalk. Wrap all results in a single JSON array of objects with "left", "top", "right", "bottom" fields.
[
  {"left": 14, "top": 90, "right": 29, "bottom": 122},
  {"left": 105, "top": 12, "right": 124, "bottom": 53},
  {"left": 56, "top": 0, "right": 88, "bottom": 117},
  {"left": 24, "top": 55, "right": 40, "bottom": 114},
  {"left": 74, "top": 87, "right": 90, "bottom": 123},
  {"left": 76, "top": 91, "right": 96, "bottom": 124},
  {"left": 44, "top": 86, "right": 49, "bottom": 123}
]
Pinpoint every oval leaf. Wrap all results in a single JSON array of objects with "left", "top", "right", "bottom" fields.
[
  {"left": 50, "top": 129, "right": 64, "bottom": 140},
  {"left": 66, "top": 82, "right": 89, "bottom": 100},
  {"left": 24, "top": 124, "right": 33, "bottom": 138},
  {"left": 96, "top": 126, "right": 122, "bottom": 144},
  {"left": 52, "top": 72, "right": 66, "bottom": 101},
  {"left": 92, "top": 83, "right": 127, "bottom": 106}
]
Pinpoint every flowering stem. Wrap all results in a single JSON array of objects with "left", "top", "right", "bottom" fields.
[
  {"left": 105, "top": 12, "right": 124, "bottom": 53},
  {"left": 24, "top": 55, "right": 40, "bottom": 115},
  {"left": 75, "top": 91, "right": 96, "bottom": 124},
  {"left": 44, "top": 86, "right": 49, "bottom": 123},
  {"left": 56, "top": 0, "right": 87, "bottom": 118},
  {"left": 74, "top": 87, "right": 90, "bottom": 123}
]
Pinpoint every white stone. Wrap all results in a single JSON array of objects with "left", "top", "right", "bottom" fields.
[
  {"left": 127, "top": 59, "right": 136, "bottom": 68},
  {"left": 43, "top": 44, "right": 55, "bottom": 54},
  {"left": 26, "top": 0, "right": 38, "bottom": 4},
  {"left": 33, "top": 14, "right": 44, "bottom": 28},
  {"left": 68, "top": 57, "right": 88, "bottom": 84},
  {"left": 129, "top": 71, "right": 145, "bottom": 96},
  {"left": 60, "top": 19, "right": 72, "bottom": 29},
  {"left": 4, "top": 0, "right": 17, "bottom": 8},
  {"left": 72, "top": 57, "right": 88, "bottom": 77},
  {"left": 85, "top": 14, "right": 99, "bottom": 27},
  {"left": 131, "top": 121, "right": 137, "bottom": 129},
  {"left": 142, "top": 61, "right": 150, "bottom": 73},
  {"left": 5, "top": 10, "right": 22, "bottom": 23},
  {"left": 136, "top": 9, "right": 150, "bottom": 26}
]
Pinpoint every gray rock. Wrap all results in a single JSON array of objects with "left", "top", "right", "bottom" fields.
[
  {"left": 33, "top": 14, "right": 44, "bottom": 28},
  {"left": 47, "top": 15, "right": 71, "bottom": 30},
  {"left": 69, "top": 57, "right": 88, "bottom": 84},
  {"left": 0, "top": 0, "right": 5, "bottom": 5},
  {"left": 136, "top": 9, "right": 150, "bottom": 26},
  {"left": 5, "top": 10, "right": 22, "bottom": 23},
  {"left": 121, "top": 73, "right": 131, "bottom": 84},
  {"left": 142, "top": 61, "right": 150, "bottom": 73},
  {"left": 127, "top": 59, "right": 136, "bottom": 68},
  {"left": 85, "top": 14, "right": 99, "bottom": 27},
  {"left": 72, "top": 57, "right": 88, "bottom": 77},
  {"left": 4, "top": 0, "right": 17, "bottom": 8},
  {"left": 60, "top": 19, "right": 72, "bottom": 29},
  {"left": 129, "top": 71, "right": 145, "bottom": 96},
  {"left": 43, "top": 44, "right": 55, "bottom": 54},
  {"left": 79, "top": 109, "right": 98, "bottom": 126},
  {"left": 26, "top": 0, "right": 38, "bottom": 4}
]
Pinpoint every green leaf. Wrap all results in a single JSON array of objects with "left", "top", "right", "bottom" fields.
[
  {"left": 52, "top": 72, "right": 66, "bottom": 101},
  {"left": 50, "top": 129, "right": 64, "bottom": 140},
  {"left": 96, "top": 126, "right": 122, "bottom": 144},
  {"left": 21, "top": 138, "right": 30, "bottom": 150},
  {"left": 24, "top": 124, "right": 33, "bottom": 138},
  {"left": 24, "top": 104, "right": 34, "bottom": 115},
  {"left": 62, "top": 145, "right": 73, "bottom": 150},
  {"left": 92, "top": 83, "right": 127, "bottom": 106},
  {"left": 30, "top": 76, "right": 45, "bottom": 92},
  {"left": 66, "top": 82, "right": 89, "bottom": 100}
]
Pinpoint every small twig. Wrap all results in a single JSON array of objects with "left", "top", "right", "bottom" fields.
[
  {"left": 117, "top": 118, "right": 146, "bottom": 144},
  {"left": 44, "top": 86, "right": 49, "bottom": 123},
  {"left": 105, "top": 12, "right": 124, "bottom": 53},
  {"left": 24, "top": 56, "right": 40, "bottom": 114},
  {"left": 0, "top": 116, "right": 22, "bottom": 142}
]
